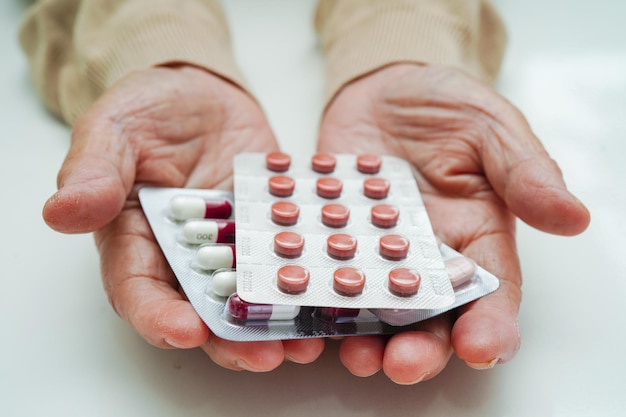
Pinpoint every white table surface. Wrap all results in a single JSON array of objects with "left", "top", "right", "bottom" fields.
[{"left": 2, "top": 1, "right": 625, "bottom": 416}]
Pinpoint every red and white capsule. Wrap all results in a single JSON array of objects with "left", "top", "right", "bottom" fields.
[
  {"left": 210, "top": 269, "right": 238, "bottom": 298},
  {"left": 169, "top": 195, "right": 232, "bottom": 221},
  {"left": 227, "top": 294, "right": 300, "bottom": 321},
  {"left": 182, "top": 219, "right": 235, "bottom": 244},
  {"left": 195, "top": 244, "right": 236, "bottom": 270}
]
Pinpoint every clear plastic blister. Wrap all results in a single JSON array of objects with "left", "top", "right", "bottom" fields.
[{"left": 139, "top": 180, "right": 499, "bottom": 342}]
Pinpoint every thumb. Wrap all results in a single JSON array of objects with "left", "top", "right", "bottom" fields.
[
  {"left": 484, "top": 109, "right": 590, "bottom": 236},
  {"left": 43, "top": 114, "right": 136, "bottom": 234}
]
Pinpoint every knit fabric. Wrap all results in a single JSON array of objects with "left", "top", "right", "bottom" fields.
[{"left": 19, "top": 0, "right": 506, "bottom": 125}]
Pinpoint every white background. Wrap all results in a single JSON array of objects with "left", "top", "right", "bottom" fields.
[{"left": 1, "top": 0, "right": 625, "bottom": 416}]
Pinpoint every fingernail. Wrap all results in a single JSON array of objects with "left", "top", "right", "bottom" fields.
[
  {"left": 413, "top": 372, "right": 430, "bottom": 384},
  {"left": 235, "top": 359, "right": 254, "bottom": 371},
  {"left": 467, "top": 357, "right": 500, "bottom": 370},
  {"left": 164, "top": 337, "right": 187, "bottom": 349},
  {"left": 398, "top": 372, "right": 430, "bottom": 385},
  {"left": 283, "top": 353, "right": 299, "bottom": 364}
]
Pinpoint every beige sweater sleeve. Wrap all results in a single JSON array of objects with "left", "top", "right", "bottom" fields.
[
  {"left": 19, "top": 0, "right": 245, "bottom": 125},
  {"left": 314, "top": 0, "right": 507, "bottom": 104}
]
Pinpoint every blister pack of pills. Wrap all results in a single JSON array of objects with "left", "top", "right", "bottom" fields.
[
  {"left": 232, "top": 152, "right": 454, "bottom": 310},
  {"left": 139, "top": 169, "right": 499, "bottom": 342}
]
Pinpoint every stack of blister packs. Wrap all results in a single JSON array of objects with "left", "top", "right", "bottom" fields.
[{"left": 139, "top": 153, "right": 499, "bottom": 341}]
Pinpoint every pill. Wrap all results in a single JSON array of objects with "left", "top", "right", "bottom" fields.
[
  {"left": 182, "top": 219, "right": 235, "bottom": 244},
  {"left": 277, "top": 265, "right": 310, "bottom": 294},
  {"left": 269, "top": 175, "right": 295, "bottom": 197},
  {"left": 327, "top": 233, "right": 358, "bottom": 260},
  {"left": 388, "top": 268, "right": 421, "bottom": 297},
  {"left": 168, "top": 195, "right": 232, "bottom": 221},
  {"left": 356, "top": 154, "right": 382, "bottom": 174},
  {"left": 311, "top": 153, "right": 337, "bottom": 173},
  {"left": 273, "top": 231, "right": 305, "bottom": 258},
  {"left": 316, "top": 177, "right": 343, "bottom": 199},
  {"left": 363, "top": 177, "right": 390, "bottom": 199},
  {"left": 333, "top": 267, "right": 366, "bottom": 296},
  {"left": 321, "top": 203, "right": 350, "bottom": 228},
  {"left": 370, "top": 257, "right": 479, "bottom": 326},
  {"left": 195, "top": 244, "right": 236, "bottom": 270},
  {"left": 266, "top": 152, "right": 291, "bottom": 172},
  {"left": 227, "top": 293, "right": 300, "bottom": 321},
  {"left": 271, "top": 201, "right": 300, "bottom": 226},
  {"left": 370, "top": 204, "right": 399, "bottom": 228},
  {"left": 317, "top": 307, "right": 361, "bottom": 319},
  {"left": 211, "top": 269, "right": 237, "bottom": 297},
  {"left": 379, "top": 234, "right": 410, "bottom": 260},
  {"left": 367, "top": 308, "right": 416, "bottom": 327},
  {"left": 445, "top": 257, "right": 476, "bottom": 288}
]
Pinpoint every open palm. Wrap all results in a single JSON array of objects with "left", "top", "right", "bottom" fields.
[
  {"left": 43, "top": 65, "right": 324, "bottom": 371},
  {"left": 318, "top": 64, "right": 590, "bottom": 384}
]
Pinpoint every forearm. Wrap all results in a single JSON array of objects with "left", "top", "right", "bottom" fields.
[
  {"left": 19, "top": 0, "right": 244, "bottom": 125},
  {"left": 314, "top": 0, "right": 507, "bottom": 105}
]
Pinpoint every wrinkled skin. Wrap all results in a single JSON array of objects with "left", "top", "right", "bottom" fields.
[
  {"left": 43, "top": 65, "right": 325, "bottom": 371},
  {"left": 317, "top": 64, "right": 590, "bottom": 384},
  {"left": 43, "top": 63, "right": 590, "bottom": 383}
]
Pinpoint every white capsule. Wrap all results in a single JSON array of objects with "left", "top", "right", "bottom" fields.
[
  {"left": 169, "top": 196, "right": 206, "bottom": 221},
  {"left": 270, "top": 305, "right": 301, "bottom": 320},
  {"left": 445, "top": 257, "right": 476, "bottom": 288},
  {"left": 183, "top": 220, "right": 219, "bottom": 244},
  {"left": 211, "top": 270, "right": 237, "bottom": 297},
  {"left": 196, "top": 245, "right": 236, "bottom": 270}
]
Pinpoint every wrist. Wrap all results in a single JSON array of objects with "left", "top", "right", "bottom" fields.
[{"left": 316, "top": 0, "right": 507, "bottom": 107}]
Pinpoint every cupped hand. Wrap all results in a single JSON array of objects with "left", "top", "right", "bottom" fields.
[
  {"left": 43, "top": 65, "right": 324, "bottom": 371},
  {"left": 318, "top": 64, "right": 590, "bottom": 384}
]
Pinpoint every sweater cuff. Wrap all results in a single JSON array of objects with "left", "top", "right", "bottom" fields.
[
  {"left": 315, "top": 0, "right": 507, "bottom": 106},
  {"left": 61, "top": 14, "right": 245, "bottom": 124}
]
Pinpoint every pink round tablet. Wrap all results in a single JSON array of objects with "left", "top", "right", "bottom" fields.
[
  {"left": 266, "top": 152, "right": 291, "bottom": 172},
  {"left": 388, "top": 268, "right": 421, "bottom": 297},
  {"left": 379, "top": 234, "right": 410, "bottom": 260},
  {"left": 363, "top": 177, "right": 390, "bottom": 199},
  {"left": 273, "top": 231, "right": 305, "bottom": 258},
  {"left": 277, "top": 265, "right": 310, "bottom": 294},
  {"left": 271, "top": 201, "right": 300, "bottom": 226},
  {"left": 445, "top": 256, "right": 476, "bottom": 288},
  {"left": 321, "top": 204, "right": 350, "bottom": 228},
  {"left": 327, "top": 233, "right": 357, "bottom": 260},
  {"left": 269, "top": 175, "right": 295, "bottom": 197},
  {"left": 316, "top": 177, "right": 343, "bottom": 199},
  {"left": 333, "top": 267, "right": 366, "bottom": 296},
  {"left": 357, "top": 154, "right": 382, "bottom": 174},
  {"left": 371, "top": 204, "right": 399, "bottom": 228},
  {"left": 311, "top": 153, "right": 337, "bottom": 173}
]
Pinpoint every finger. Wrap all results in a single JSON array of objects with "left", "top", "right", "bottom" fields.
[
  {"left": 282, "top": 338, "right": 326, "bottom": 364},
  {"left": 339, "top": 336, "right": 386, "bottom": 377},
  {"left": 481, "top": 103, "right": 590, "bottom": 236},
  {"left": 201, "top": 335, "right": 286, "bottom": 372},
  {"left": 43, "top": 107, "right": 135, "bottom": 234},
  {"left": 382, "top": 316, "right": 453, "bottom": 385},
  {"left": 450, "top": 231, "right": 522, "bottom": 369},
  {"left": 96, "top": 208, "right": 209, "bottom": 349}
]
